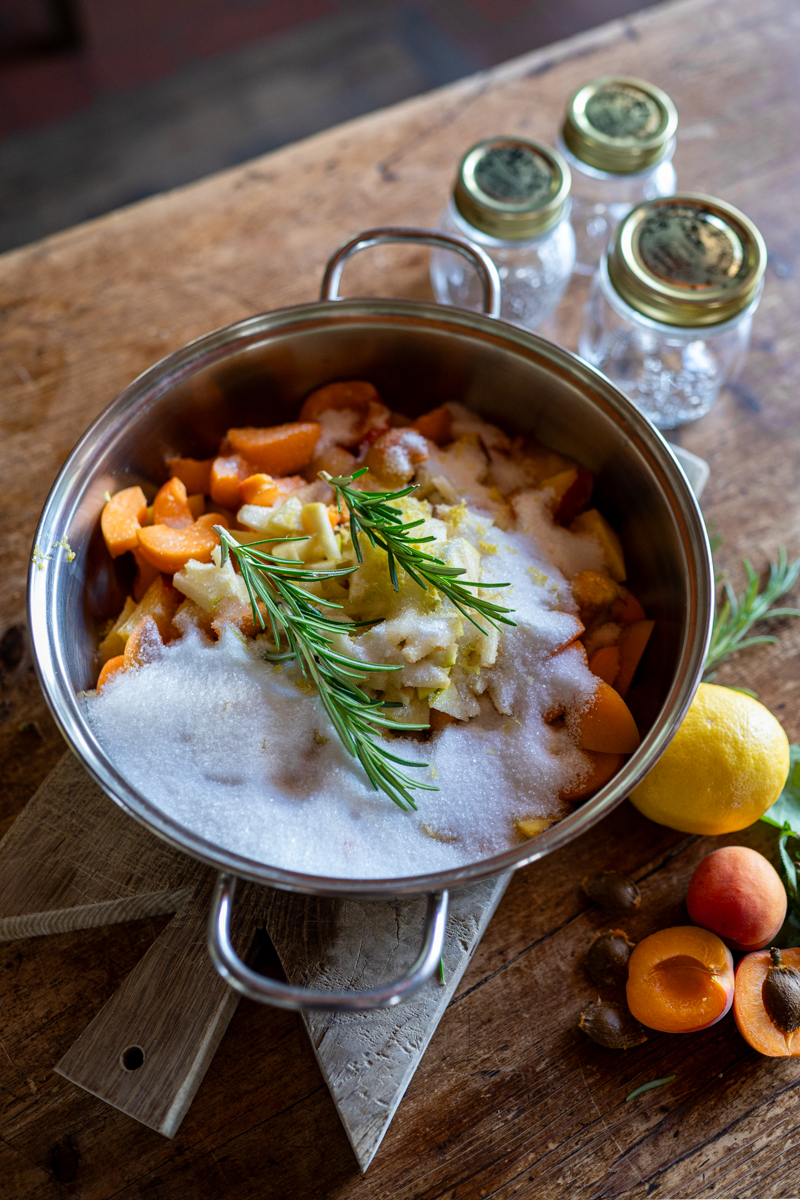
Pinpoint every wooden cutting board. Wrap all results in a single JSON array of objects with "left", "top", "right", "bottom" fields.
[{"left": 0, "top": 752, "right": 509, "bottom": 1168}]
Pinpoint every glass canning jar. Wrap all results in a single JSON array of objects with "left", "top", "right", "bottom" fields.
[
  {"left": 558, "top": 76, "right": 678, "bottom": 276},
  {"left": 430, "top": 137, "right": 575, "bottom": 331},
  {"left": 579, "top": 194, "right": 766, "bottom": 429}
]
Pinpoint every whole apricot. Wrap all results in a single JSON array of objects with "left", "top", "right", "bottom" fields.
[{"left": 687, "top": 846, "right": 787, "bottom": 952}]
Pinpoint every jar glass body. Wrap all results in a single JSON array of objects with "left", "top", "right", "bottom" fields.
[
  {"left": 430, "top": 199, "right": 576, "bottom": 331},
  {"left": 578, "top": 256, "right": 761, "bottom": 429},
  {"left": 558, "top": 136, "right": 677, "bottom": 276}
]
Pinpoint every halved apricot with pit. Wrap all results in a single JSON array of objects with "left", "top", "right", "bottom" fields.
[
  {"left": 734, "top": 947, "right": 800, "bottom": 1057},
  {"left": 627, "top": 926, "right": 734, "bottom": 1033}
]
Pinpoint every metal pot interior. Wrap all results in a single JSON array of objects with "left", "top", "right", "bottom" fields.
[{"left": 30, "top": 299, "right": 712, "bottom": 896}]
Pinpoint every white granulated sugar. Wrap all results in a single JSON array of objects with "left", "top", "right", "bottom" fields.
[
  {"left": 512, "top": 489, "right": 605, "bottom": 579},
  {"left": 86, "top": 424, "right": 612, "bottom": 882}
]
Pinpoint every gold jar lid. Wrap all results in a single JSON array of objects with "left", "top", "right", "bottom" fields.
[
  {"left": 453, "top": 137, "right": 571, "bottom": 241},
  {"left": 562, "top": 76, "right": 677, "bottom": 174},
  {"left": 607, "top": 194, "right": 767, "bottom": 327}
]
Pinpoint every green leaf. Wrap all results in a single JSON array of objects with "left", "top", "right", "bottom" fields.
[{"left": 761, "top": 744, "right": 800, "bottom": 831}]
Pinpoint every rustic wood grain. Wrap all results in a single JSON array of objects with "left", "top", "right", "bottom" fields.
[
  {"left": 55, "top": 874, "right": 265, "bottom": 1138},
  {"left": 2, "top": 0, "right": 800, "bottom": 1194},
  {"left": 0, "top": 753, "right": 196, "bottom": 941},
  {"left": 267, "top": 875, "right": 512, "bottom": 1171}
]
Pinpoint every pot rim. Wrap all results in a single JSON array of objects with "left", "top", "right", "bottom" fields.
[{"left": 28, "top": 295, "right": 713, "bottom": 898}]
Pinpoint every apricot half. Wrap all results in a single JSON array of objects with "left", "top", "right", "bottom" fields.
[
  {"left": 734, "top": 947, "right": 800, "bottom": 1056},
  {"left": 626, "top": 926, "right": 734, "bottom": 1033},
  {"left": 687, "top": 846, "right": 787, "bottom": 951}
]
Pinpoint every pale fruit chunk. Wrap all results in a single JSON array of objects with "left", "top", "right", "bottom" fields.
[{"left": 571, "top": 509, "right": 626, "bottom": 582}]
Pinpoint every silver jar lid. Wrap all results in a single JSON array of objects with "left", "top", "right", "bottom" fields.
[
  {"left": 607, "top": 194, "right": 767, "bottom": 327},
  {"left": 453, "top": 137, "right": 571, "bottom": 241},
  {"left": 562, "top": 76, "right": 677, "bottom": 174}
]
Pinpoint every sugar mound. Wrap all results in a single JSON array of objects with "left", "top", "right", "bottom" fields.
[{"left": 85, "top": 532, "right": 602, "bottom": 881}]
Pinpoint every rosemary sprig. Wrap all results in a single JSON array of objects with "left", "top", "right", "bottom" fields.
[
  {"left": 215, "top": 528, "right": 437, "bottom": 811},
  {"left": 704, "top": 548, "right": 800, "bottom": 679},
  {"left": 322, "top": 469, "right": 516, "bottom": 635}
]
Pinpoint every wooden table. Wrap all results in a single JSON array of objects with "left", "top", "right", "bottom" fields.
[{"left": 2, "top": 0, "right": 800, "bottom": 1194}]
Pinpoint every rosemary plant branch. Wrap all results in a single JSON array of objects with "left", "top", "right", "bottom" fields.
[
  {"left": 215, "top": 528, "right": 437, "bottom": 811},
  {"left": 322, "top": 469, "right": 516, "bottom": 635},
  {"left": 704, "top": 547, "right": 800, "bottom": 679}
]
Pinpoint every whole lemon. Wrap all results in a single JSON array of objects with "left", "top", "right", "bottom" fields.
[{"left": 630, "top": 683, "right": 790, "bottom": 835}]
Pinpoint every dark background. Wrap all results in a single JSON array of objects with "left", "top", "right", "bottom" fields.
[{"left": 0, "top": 0, "right": 663, "bottom": 253}]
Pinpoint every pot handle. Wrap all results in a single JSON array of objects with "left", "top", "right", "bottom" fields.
[
  {"left": 207, "top": 872, "right": 450, "bottom": 1011},
  {"left": 320, "top": 227, "right": 502, "bottom": 318}
]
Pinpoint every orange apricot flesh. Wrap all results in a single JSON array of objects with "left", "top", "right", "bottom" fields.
[
  {"left": 560, "top": 750, "right": 624, "bottom": 802},
  {"left": 589, "top": 646, "right": 620, "bottom": 687},
  {"left": 575, "top": 679, "right": 641, "bottom": 754},
  {"left": 687, "top": 846, "right": 787, "bottom": 951},
  {"left": 152, "top": 477, "right": 194, "bottom": 529},
  {"left": 97, "top": 654, "right": 126, "bottom": 691},
  {"left": 166, "top": 457, "right": 213, "bottom": 495},
  {"left": 615, "top": 620, "right": 654, "bottom": 699},
  {"left": 627, "top": 926, "right": 734, "bottom": 1033},
  {"left": 226, "top": 422, "right": 320, "bottom": 475},
  {"left": 136, "top": 512, "right": 227, "bottom": 574},
  {"left": 210, "top": 454, "right": 254, "bottom": 509},
  {"left": 734, "top": 948, "right": 800, "bottom": 1057},
  {"left": 239, "top": 473, "right": 278, "bottom": 506},
  {"left": 413, "top": 405, "right": 453, "bottom": 446},
  {"left": 100, "top": 486, "right": 147, "bottom": 558}
]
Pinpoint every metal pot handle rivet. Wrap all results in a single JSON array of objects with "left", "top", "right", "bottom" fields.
[
  {"left": 320, "top": 226, "right": 502, "bottom": 318},
  {"left": 207, "top": 873, "right": 450, "bottom": 1011}
]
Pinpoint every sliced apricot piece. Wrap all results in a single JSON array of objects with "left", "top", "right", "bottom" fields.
[
  {"left": 227, "top": 422, "right": 320, "bottom": 475},
  {"left": 589, "top": 645, "right": 620, "bottom": 686},
  {"left": 137, "top": 512, "right": 228, "bottom": 574},
  {"left": 187, "top": 493, "right": 205, "bottom": 520},
  {"left": 571, "top": 508, "right": 626, "bottom": 582},
  {"left": 413, "top": 405, "right": 453, "bottom": 446},
  {"left": 97, "top": 654, "right": 126, "bottom": 691},
  {"left": 299, "top": 381, "right": 389, "bottom": 450},
  {"left": 166, "top": 456, "right": 214, "bottom": 495},
  {"left": 240, "top": 473, "right": 278, "bottom": 506},
  {"left": 735, "top": 948, "right": 800, "bottom": 1056},
  {"left": 98, "top": 596, "right": 137, "bottom": 664},
  {"left": 117, "top": 575, "right": 182, "bottom": 645},
  {"left": 132, "top": 548, "right": 161, "bottom": 602},
  {"left": 560, "top": 750, "right": 624, "bottom": 802},
  {"left": 123, "top": 614, "right": 164, "bottom": 667},
  {"left": 540, "top": 465, "right": 593, "bottom": 526},
  {"left": 575, "top": 680, "right": 640, "bottom": 754},
  {"left": 304, "top": 445, "right": 358, "bottom": 482},
  {"left": 100, "top": 486, "right": 147, "bottom": 558},
  {"left": 210, "top": 454, "right": 254, "bottom": 509},
  {"left": 152, "top": 477, "right": 194, "bottom": 529},
  {"left": 570, "top": 569, "right": 619, "bottom": 626},
  {"left": 627, "top": 926, "right": 734, "bottom": 1033},
  {"left": 613, "top": 589, "right": 646, "bottom": 624},
  {"left": 615, "top": 620, "right": 654, "bottom": 699}
]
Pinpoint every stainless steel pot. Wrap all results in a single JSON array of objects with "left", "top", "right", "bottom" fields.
[{"left": 28, "top": 229, "right": 713, "bottom": 1011}]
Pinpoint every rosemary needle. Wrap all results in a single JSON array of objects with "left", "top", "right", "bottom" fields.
[
  {"left": 625, "top": 1075, "right": 676, "bottom": 1103},
  {"left": 215, "top": 527, "right": 437, "bottom": 811},
  {"left": 322, "top": 469, "right": 516, "bottom": 635},
  {"left": 704, "top": 548, "right": 800, "bottom": 679}
]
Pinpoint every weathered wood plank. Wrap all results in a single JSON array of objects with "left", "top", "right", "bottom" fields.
[
  {"left": 55, "top": 875, "right": 265, "bottom": 1138},
  {"left": 266, "top": 875, "right": 512, "bottom": 1171}
]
